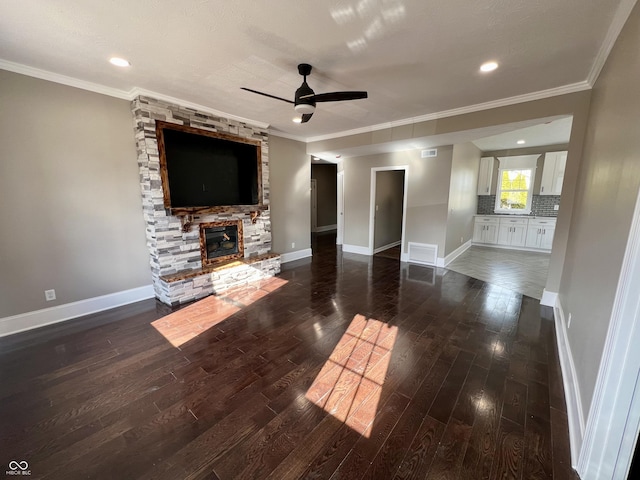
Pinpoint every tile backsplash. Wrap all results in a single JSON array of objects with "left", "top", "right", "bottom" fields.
[{"left": 477, "top": 195, "right": 560, "bottom": 217}]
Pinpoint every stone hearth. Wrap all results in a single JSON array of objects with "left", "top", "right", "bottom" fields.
[{"left": 132, "top": 96, "right": 280, "bottom": 306}]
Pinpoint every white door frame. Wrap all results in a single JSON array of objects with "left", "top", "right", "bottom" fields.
[
  {"left": 577, "top": 186, "right": 640, "bottom": 479},
  {"left": 310, "top": 178, "right": 317, "bottom": 233},
  {"left": 368, "top": 166, "right": 409, "bottom": 256},
  {"left": 337, "top": 171, "right": 344, "bottom": 245}
]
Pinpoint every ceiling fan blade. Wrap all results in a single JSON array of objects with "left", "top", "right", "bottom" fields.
[
  {"left": 241, "top": 87, "right": 294, "bottom": 104},
  {"left": 306, "top": 91, "right": 368, "bottom": 102},
  {"left": 301, "top": 113, "right": 314, "bottom": 123}
]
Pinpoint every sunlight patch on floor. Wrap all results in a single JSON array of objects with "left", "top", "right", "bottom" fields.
[
  {"left": 305, "top": 314, "right": 398, "bottom": 437},
  {"left": 151, "top": 276, "right": 288, "bottom": 347}
]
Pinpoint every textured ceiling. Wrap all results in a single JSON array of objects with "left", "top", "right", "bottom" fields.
[{"left": 0, "top": 0, "right": 627, "bottom": 141}]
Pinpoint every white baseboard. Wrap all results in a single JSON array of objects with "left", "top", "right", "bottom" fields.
[
  {"left": 280, "top": 248, "right": 313, "bottom": 264},
  {"left": 540, "top": 289, "right": 558, "bottom": 307},
  {"left": 436, "top": 257, "right": 446, "bottom": 268},
  {"left": 373, "top": 240, "right": 401, "bottom": 254},
  {"left": 315, "top": 224, "right": 337, "bottom": 233},
  {"left": 554, "top": 297, "right": 585, "bottom": 466},
  {"left": 343, "top": 244, "right": 371, "bottom": 255},
  {"left": 444, "top": 240, "right": 472, "bottom": 266},
  {"left": 0, "top": 284, "right": 155, "bottom": 338}
]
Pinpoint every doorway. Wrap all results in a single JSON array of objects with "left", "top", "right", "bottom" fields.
[{"left": 368, "top": 166, "right": 408, "bottom": 257}]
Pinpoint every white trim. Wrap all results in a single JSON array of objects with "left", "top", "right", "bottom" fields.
[
  {"left": 305, "top": 82, "right": 591, "bottom": 143},
  {"left": 0, "top": 59, "right": 595, "bottom": 146},
  {"left": 0, "top": 285, "right": 155, "bottom": 338},
  {"left": 540, "top": 289, "right": 558, "bottom": 308},
  {"left": 342, "top": 244, "right": 371, "bottom": 255},
  {"left": 337, "top": 171, "right": 345, "bottom": 245},
  {"left": 554, "top": 297, "right": 586, "bottom": 466},
  {"left": 586, "top": 0, "right": 638, "bottom": 86},
  {"left": 400, "top": 252, "right": 409, "bottom": 263},
  {"left": 280, "top": 248, "right": 313, "bottom": 264},
  {"left": 0, "top": 59, "right": 132, "bottom": 99},
  {"left": 369, "top": 166, "right": 409, "bottom": 258},
  {"left": 0, "top": 60, "right": 269, "bottom": 130},
  {"left": 436, "top": 257, "right": 446, "bottom": 268},
  {"left": 315, "top": 224, "right": 337, "bottom": 233},
  {"left": 373, "top": 240, "right": 401, "bottom": 254},
  {"left": 444, "top": 240, "right": 472, "bottom": 266},
  {"left": 577, "top": 183, "right": 640, "bottom": 480}
]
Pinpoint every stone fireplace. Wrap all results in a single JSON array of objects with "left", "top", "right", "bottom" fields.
[{"left": 132, "top": 96, "right": 280, "bottom": 306}]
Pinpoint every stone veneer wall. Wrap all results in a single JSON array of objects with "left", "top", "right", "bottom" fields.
[{"left": 131, "top": 96, "right": 275, "bottom": 305}]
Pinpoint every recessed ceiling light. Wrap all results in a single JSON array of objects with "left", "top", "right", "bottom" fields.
[
  {"left": 109, "top": 57, "right": 131, "bottom": 67},
  {"left": 517, "top": 139, "right": 526, "bottom": 145},
  {"left": 480, "top": 61, "right": 498, "bottom": 73},
  {"left": 292, "top": 116, "right": 302, "bottom": 124}
]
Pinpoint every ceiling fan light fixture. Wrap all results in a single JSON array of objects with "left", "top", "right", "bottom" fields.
[
  {"left": 294, "top": 103, "right": 316, "bottom": 114},
  {"left": 292, "top": 116, "right": 303, "bottom": 123}
]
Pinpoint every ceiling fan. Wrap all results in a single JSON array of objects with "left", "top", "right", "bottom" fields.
[{"left": 241, "top": 63, "right": 368, "bottom": 123}]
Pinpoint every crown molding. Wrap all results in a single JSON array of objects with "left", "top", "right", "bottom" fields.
[
  {"left": 587, "top": 0, "right": 638, "bottom": 87},
  {"left": 0, "top": 58, "right": 131, "bottom": 99},
  {"left": 305, "top": 81, "right": 591, "bottom": 143},
  {"left": 0, "top": 59, "right": 269, "bottom": 130},
  {"left": 1, "top": 58, "right": 593, "bottom": 144}
]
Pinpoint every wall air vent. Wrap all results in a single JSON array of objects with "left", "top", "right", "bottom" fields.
[
  {"left": 408, "top": 242, "right": 438, "bottom": 266},
  {"left": 421, "top": 149, "right": 438, "bottom": 158}
]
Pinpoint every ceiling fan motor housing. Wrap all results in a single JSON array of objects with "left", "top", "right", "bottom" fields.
[{"left": 294, "top": 81, "right": 315, "bottom": 114}]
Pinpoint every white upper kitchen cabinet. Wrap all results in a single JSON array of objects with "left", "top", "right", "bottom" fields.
[
  {"left": 540, "top": 151, "right": 567, "bottom": 195},
  {"left": 477, "top": 157, "right": 494, "bottom": 195}
]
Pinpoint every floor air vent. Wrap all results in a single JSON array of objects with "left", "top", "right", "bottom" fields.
[{"left": 408, "top": 242, "right": 438, "bottom": 266}]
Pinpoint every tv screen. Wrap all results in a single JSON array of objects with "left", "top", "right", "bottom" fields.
[{"left": 156, "top": 122, "right": 261, "bottom": 212}]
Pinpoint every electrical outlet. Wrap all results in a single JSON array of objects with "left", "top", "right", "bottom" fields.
[
  {"left": 554, "top": 205, "right": 559, "bottom": 211},
  {"left": 461, "top": 236, "right": 464, "bottom": 244},
  {"left": 291, "top": 242, "right": 295, "bottom": 249},
  {"left": 45, "top": 289, "right": 56, "bottom": 301},
  {"left": 568, "top": 313, "right": 572, "bottom": 328}
]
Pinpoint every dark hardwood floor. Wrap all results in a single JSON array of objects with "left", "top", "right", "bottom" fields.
[{"left": 0, "top": 232, "right": 578, "bottom": 479}]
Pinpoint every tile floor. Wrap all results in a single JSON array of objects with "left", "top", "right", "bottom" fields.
[{"left": 446, "top": 245, "right": 550, "bottom": 299}]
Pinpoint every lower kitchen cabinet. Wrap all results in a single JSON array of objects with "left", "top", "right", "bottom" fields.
[
  {"left": 474, "top": 216, "right": 556, "bottom": 251},
  {"left": 525, "top": 218, "right": 556, "bottom": 250},
  {"left": 473, "top": 217, "right": 499, "bottom": 244},
  {"left": 497, "top": 218, "right": 528, "bottom": 247}
]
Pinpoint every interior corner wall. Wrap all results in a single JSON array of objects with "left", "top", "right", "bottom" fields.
[
  {"left": 559, "top": 1, "right": 640, "bottom": 420},
  {"left": 269, "top": 135, "right": 311, "bottom": 255},
  {"left": 0, "top": 70, "right": 151, "bottom": 318},
  {"left": 445, "top": 142, "right": 481, "bottom": 256},
  {"left": 342, "top": 147, "right": 453, "bottom": 254}
]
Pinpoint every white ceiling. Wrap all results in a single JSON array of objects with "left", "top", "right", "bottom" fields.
[
  {"left": 0, "top": 0, "right": 631, "bottom": 142},
  {"left": 472, "top": 116, "right": 574, "bottom": 152}
]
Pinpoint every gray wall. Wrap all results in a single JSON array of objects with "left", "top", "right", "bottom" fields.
[
  {"left": 559, "top": 2, "right": 640, "bottom": 418},
  {"left": 308, "top": 91, "right": 592, "bottom": 294},
  {"left": 311, "top": 164, "right": 337, "bottom": 228},
  {"left": 342, "top": 147, "right": 453, "bottom": 254},
  {"left": 0, "top": 70, "right": 150, "bottom": 318},
  {"left": 373, "top": 170, "right": 404, "bottom": 250},
  {"left": 445, "top": 142, "right": 481, "bottom": 256},
  {"left": 269, "top": 135, "right": 311, "bottom": 254}
]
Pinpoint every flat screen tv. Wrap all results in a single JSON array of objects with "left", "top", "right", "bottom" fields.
[{"left": 156, "top": 121, "right": 262, "bottom": 215}]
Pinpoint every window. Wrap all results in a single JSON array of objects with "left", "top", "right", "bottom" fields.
[
  {"left": 495, "top": 168, "right": 534, "bottom": 213},
  {"left": 494, "top": 155, "right": 539, "bottom": 214}
]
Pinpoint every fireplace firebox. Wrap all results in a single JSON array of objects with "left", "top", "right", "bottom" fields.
[{"left": 199, "top": 221, "right": 244, "bottom": 266}]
